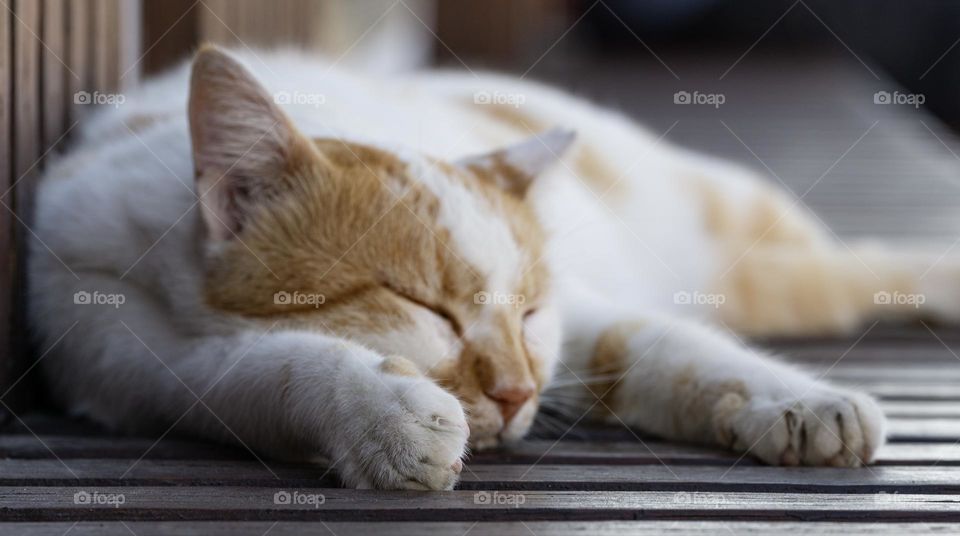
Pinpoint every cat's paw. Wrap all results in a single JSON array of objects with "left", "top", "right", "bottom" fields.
[
  {"left": 335, "top": 361, "right": 469, "bottom": 490},
  {"left": 715, "top": 387, "right": 886, "bottom": 467}
]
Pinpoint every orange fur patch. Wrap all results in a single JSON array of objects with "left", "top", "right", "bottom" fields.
[{"left": 587, "top": 320, "right": 645, "bottom": 413}]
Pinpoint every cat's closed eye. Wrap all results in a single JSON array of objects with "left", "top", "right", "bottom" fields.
[{"left": 385, "top": 285, "right": 463, "bottom": 336}]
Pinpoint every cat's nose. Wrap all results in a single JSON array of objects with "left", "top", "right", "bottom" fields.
[{"left": 486, "top": 385, "right": 534, "bottom": 424}]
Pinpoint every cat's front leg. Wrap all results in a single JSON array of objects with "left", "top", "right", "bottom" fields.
[
  {"left": 67, "top": 316, "right": 469, "bottom": 489},
  {"left": 214, "top": 333, "right": 470, "bottom": 489},
  {"left": 562, "top": 312, "right": 886, "bottom": 466}
]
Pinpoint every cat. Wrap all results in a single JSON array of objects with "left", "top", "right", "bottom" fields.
[{"left": 28, "top": 45, "right": 953, "bottom": 490}]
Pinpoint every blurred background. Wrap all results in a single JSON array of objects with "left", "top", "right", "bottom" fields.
[
  {"left": 4, "top": 0, "right": 960, "bottom": 407},
  {"left": 132, "top": 0, "right": 960, "bottom": 241}
]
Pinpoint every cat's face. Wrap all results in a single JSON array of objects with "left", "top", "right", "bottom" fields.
[{"left": 188, "top": 48, "right": 574, "bottom": 449}]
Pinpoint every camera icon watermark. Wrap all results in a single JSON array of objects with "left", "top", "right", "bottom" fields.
[
  {"left": 873, "top": 90, "right": 924, "bottom": 108},
  {"left": 673, "top": 290, "right": 726, "bottom": 308},
  {"left": 274, "top": 91, "right": 326, "bottom": 108},
  {"left": 873, "top": 290, "right": 925, "bottom": 309},
  {"left": 74, "top": 490, "right": 126, "bottom": 508},
  {"left": 474, "top": 491, "right": 526, "bottom": 507},
  {"left": 474, "top": 290, "right": 526, "bottom": 309},
  {"left": 74, "top": 90, "right": 125, "bottom": 108},
  {"left": 273, "top": 290, "right": 326, "bottom": 308},
  {"left": 673, "top": 90, "right": 725, "bottom": 108},
  {"left": 673, "top": 491, "right": 726, "bottom": 507},
  {"left": 73, "top": 290, "right": 126, "bottom": 308},
  {"left": 473, "top": 90, "right": 526, "bottom": 108},
  {"left": 273, "top": 490, "right": 325, "bottom": 508}
]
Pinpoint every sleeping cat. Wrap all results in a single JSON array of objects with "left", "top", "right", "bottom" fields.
[{"left": 30, "top": 45, "right": 951, "bottom": 489}]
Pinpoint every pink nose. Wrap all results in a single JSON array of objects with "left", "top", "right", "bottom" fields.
[{"left": 486, "top": 386, "right": 534, "bottom": 424}]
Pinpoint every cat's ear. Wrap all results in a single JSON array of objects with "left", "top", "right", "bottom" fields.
[
  {"left": 188, "top": 45, "right": 317, "bottom": 241},
  {"left": 456, "top": 128, "right": 576, "bottom": 196}
]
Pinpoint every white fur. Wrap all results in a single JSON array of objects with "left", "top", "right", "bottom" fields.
[{"left": 29, "top": 49, "right": 887, "bottom": 489}]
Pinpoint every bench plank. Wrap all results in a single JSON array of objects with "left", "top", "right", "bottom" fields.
[
  {"left": 3, "top": 521, "right": 958, "bottom": 535},
  {"left": 4, "top": 459, "right": 960, "bottom": 493},
  {"left": 2, "top": 487, "right": 959, "bottom": 522}
]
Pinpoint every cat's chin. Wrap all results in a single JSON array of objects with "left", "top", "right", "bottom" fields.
[
  {"left": 468, "top": 424, "right": 533, "bottom": 451},
  {"left": 469, "top": 436, "right": 501, "bottom": 451}
]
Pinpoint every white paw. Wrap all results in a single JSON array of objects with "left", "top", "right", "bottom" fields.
[
  {"left": 715, "top": 386, "right": 886, "bottom": 467},
  {"left": 335, "top": 371, "right": 469, "bottom": 490}
]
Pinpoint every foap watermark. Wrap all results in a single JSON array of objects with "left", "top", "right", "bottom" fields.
[
  {"left": 473, "top": 90, "right": 526, "bottom": 108},
  {"left": 874, "top": 290, "right": 925, "bottom": 308},
  {"left": 874, "top": 90, "right": 925, "bottom": 108},
  {"left": 474, "top": 290, "right": 525, "bottom": 309},
  {"left": 73, "top": 290, "right": 125, "bottom": 308},
  {"left": 673, "top": 290, "right": 726, "bottom": 308},
  {"left": 274, "top": 291, "right": 326, "bottom": 308},
  {"left": 674, "top": 90, "right": 725, "bottom": 108},
  {"left": 273, "top": 490, "right": 326, "bottom": 508},
  {"left": 673, "top": 491, "right": 726, "bottom": 507},
  {"left": 474, "top": 491, "right": 526, "bottom": 507},
  {"left": 274, "top": 90, "right": 326, "bottom": 108},
  {"left": 74, "top": 90, "right": 125, "bottom": 108},
  {"left": 73, "top": 490, "right": 126, "bottom": 508}
]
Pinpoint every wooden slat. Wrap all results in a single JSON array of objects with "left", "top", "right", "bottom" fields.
[
  {"left": 0, "top": 0, "right": 13, "bottom": 419},
  {"left": 885, "top": 419, "right": 960, "bottom": 442},
  {"left": 863, "top": 385, "right": 960, "bottom": 401},
  {"left": 880, "top": 400, "right": 960, "bottom": 418},
  {"left": 67, "top": 0, "right": 91, "bottom": 124},
  {"left": 12, "top": 0, "right": 40, "bottom": 189},
  {"left": 476, "top": 441, "right": 960, "bottom": 467},
  {"left": 0, "top": 458, "right": 340, "bottom": 487},
  {"left": 93, "top": 0, "right": 118, "bottom": 92},
  {"left": 7, "top": 0, "right": 42, "bottom": 411},
  {"left": 4, "top": 521, "right": 960, "bottom": 536},
  {"left": 459, "top": 465, "right": 960, "bottom": 493},
  {"left": 825, "top": 365, "right": 960, "bottom": 382},
  {"left": 41, "top": 0, "right": 66, "bottom": 150},
  {"left": 5, "top": 459, "right": 960, "bottom": 493},
  {"left": 527, "top": 417, "right": 960, "bottom": 443},
  {"left": 2, "top": 487, "right": 960, "bottom": 522},
  {"left": 761, "top": 324, "right": 960, "bottom": 347},
  {"left": 778, "top": 346, "right": 960, "bottom": 364},
  {"left": 2, "top": 435, "right": 959, "bottom": 466},
  {"left": 0, "top": 434, "right": 250, "bottom": 460},
  {"left": 197, "top": 0, "right": 232, "bottom": 45}
]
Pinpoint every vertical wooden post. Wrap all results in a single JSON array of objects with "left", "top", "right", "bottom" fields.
[
  {"left": 0, "top": 0, "right": 13, "bottom": 418},
  {"left": 42, "top": 0, "right": 67, "bottom": 151},
  {"left": 67, "top": 0, "right": 91, "bottom": 118},
  {"left": 6, "top": 0, "right": 42, "bottom": 410},
  {"left": 0, "top": 0, "right": 141, "bottom": 411}
]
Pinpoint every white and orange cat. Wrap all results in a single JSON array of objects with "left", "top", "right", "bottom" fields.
[{"left": 29, "top": 46, "right": 952, "bottom": 489}]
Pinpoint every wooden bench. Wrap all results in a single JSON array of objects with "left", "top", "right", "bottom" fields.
[{"left": 1, "top": 324, "right": 959, "bottom": 533}]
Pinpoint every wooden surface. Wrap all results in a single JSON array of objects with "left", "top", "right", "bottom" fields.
[{"left": 2, "top": 326, "right": 960, "bottom": 532}]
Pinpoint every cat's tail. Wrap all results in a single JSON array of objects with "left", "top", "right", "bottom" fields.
[{"left": 713, "top": 241, "right": 960, "bottom": 337}]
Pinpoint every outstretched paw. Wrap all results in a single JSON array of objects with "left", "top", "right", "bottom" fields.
[
  {"left": 335, "top": 358, "right": 469, "bottom": 490},
  {"left": 715, "top": 387, "right": 886, "bottom": 467}
]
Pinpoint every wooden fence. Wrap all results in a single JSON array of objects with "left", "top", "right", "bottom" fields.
[{"left": 0, "top": 0, "right": 139, "bottom": 410}]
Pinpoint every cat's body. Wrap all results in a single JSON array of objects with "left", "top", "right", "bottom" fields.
[{"left": 27, "top": 48, "right": 951, "bottom": 488}]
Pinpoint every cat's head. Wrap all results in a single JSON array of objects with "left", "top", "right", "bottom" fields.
[{"left": 188, "top": 47, "right": 575, "bottom": 449}]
